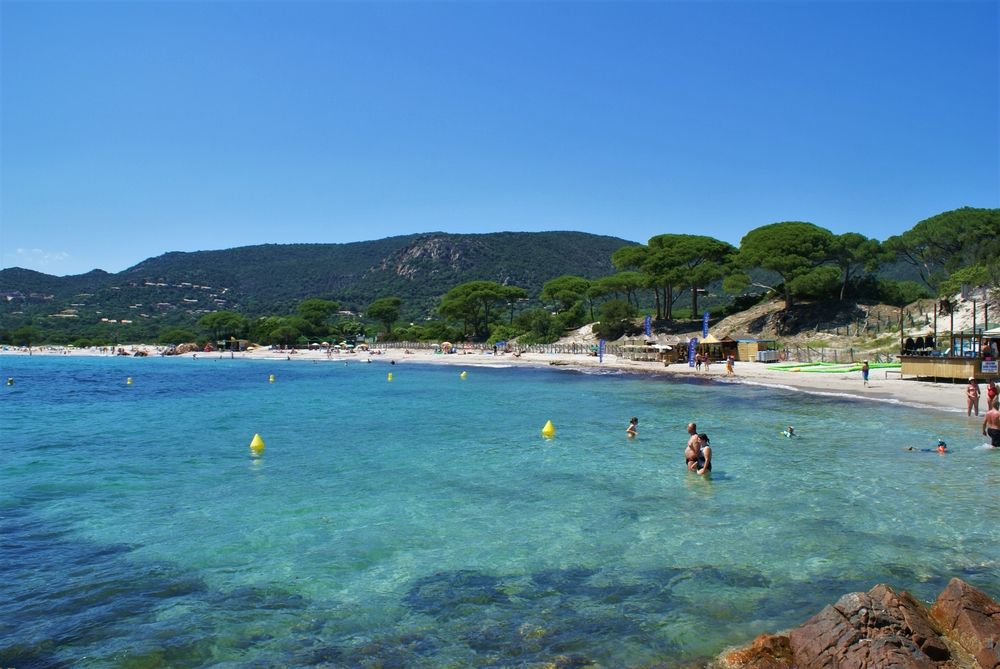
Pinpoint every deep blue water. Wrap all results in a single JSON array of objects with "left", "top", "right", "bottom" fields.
[{"left": 1, "top": 356, "right": 997, "bottom": 668}]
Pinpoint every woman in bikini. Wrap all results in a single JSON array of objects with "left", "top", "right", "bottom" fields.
[{"left": 967, "top": 377, "right": 981, "bottom": 417}]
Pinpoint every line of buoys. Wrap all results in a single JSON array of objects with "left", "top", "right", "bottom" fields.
[
  {"left": 268, "top": 374, "right": 275, "bottom": 383},
  {"left": 541, "top": 420, "right": 556, "bottom": 439},
  {"left": 126, "top": 377, "right": 133, "bottom": 385},
  {"left": 460, "top": 371, "right": 468, "bottom": 380},
  {"left": 250, "top": 433, "right": 265, "bottom": 457},
  {"left": 387, "top": 372, "right": 393, "bottom": 382}
]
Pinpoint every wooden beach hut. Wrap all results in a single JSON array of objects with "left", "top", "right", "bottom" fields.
[{"left": 733, "top": 336, "right": 778, "bottom": 362}]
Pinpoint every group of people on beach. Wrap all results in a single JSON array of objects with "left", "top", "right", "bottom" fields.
[{"left": 693, "top": 353, "right": 737, "bottom": 376}]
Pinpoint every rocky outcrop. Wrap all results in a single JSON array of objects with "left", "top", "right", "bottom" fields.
[
  {"left": 931, "top": 579, "right": 1000, "bottom": 669},
  {"left": 719, "top": 579, "right": 1000, "bottom": 669}
]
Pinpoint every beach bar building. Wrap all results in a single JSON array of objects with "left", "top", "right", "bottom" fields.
[
  {"left": 696, "top": 334, "right": 724, "bottom": 362},
  {"left": 900, "top": 327, "right": 999, "bottom": 382}
]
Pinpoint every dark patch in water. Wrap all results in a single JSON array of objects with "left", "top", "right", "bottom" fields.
[
  {"left": 0, "top": 643, "right": 74, "bottom": 669},
  {"left": 297, "top": 630, "right": 442, "bottom": 668},
  {"left": 530, "top": 566, "right": 599, "bottom": 594},
  {"left": 0, "top": 502, "right": 313, "bottom": 668},
  {"left": 404, "top": 570, "right": 510, "bottom": 619},
  {"left": 390, "top": 564, "right": 789, "bottom": 665},
  {"left": 207, "top": 585, "right": 308, "bottom": 611}
]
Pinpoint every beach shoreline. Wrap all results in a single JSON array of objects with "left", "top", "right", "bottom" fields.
[{"left": 2, "top": 344, "right": 976, "bottom": 415}]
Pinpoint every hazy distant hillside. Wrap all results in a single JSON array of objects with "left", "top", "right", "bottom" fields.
[{"left": 0, "top": 231, "right": 635, "bottom": 326}]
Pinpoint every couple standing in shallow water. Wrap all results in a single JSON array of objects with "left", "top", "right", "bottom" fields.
[{"left": 685, "top": 423, "right": 712, "bottom": 475}]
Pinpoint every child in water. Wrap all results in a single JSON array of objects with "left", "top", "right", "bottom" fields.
[
  {"left": 782, "top": 425, "right": 796, "bottom": 438},
  {"left": 906, "top": 439, "right": 948, "bottom": 454},
  {"left": 626, "top": 417, "right": 639, "bottom": 438}
]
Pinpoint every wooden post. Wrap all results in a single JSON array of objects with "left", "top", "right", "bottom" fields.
[
  {"left": 950, "top": 309, "right": 955, "bottom": 354},
  {"left": 933, "top": 301, "right": 938, "bottom": 352},
  {"left": 899, "top": 307, "right": 904, "bottom": 354}
]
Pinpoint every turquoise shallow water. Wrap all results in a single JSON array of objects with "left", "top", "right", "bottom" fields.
[{"left": 2, "top": 356, "right": 998, "bottom": 668}]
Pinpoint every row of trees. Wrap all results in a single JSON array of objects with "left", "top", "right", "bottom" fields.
[
  {"left": 2, "top": 208, "right": 995, "bottom": 349},
  {"left": 420, "top": 209, "right": 997, "bottom": 344}
]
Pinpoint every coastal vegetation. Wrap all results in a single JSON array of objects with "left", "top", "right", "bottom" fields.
[{"left": 0, "top": 207, "right": 996, "bottom": 348}]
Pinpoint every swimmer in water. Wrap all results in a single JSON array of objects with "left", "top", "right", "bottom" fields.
[
  {"left": 906, "top": 439, "right": 948, "bottom": 454},
  {"left": 782, "top": 425, "right": 796, "bottom": 438},
  {"left": 626, "top": 417, "right": 639, "bottom": 438}
]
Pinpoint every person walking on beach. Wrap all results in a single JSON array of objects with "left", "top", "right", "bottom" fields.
[
  {"left": 986, "top": 379, "right": 998, "bottom": 410},
  {"left": 861, "top": 361, "right": 870, "bottom": 387},
  {"left": 967, "top": 377, "right": 981, "bottom": 416},
  {"left": 984, "top": 401, "right": 1000, "bottom": 448},
  {"left": 626, "top": 417, "right": 639, "bottom": 438},
  {"left": 695, "top": 353, "right": 702, "bottom": 371},
  {"left": 726, "top": 354, "right": 735, "bottom": 376}
]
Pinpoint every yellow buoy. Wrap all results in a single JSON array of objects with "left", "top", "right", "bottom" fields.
[
  {"left": 541, "top": 420, "right": 556, "bottom": 439},
  {"left": 249, "top": 433, "right": 265, "bottom": 456},
  {"left": 268, "top": 374, "right": 275, "bottom": 383},
  {"left": 387, "top": 372, "right": 393, "bottom": 382},
  {"left": 460, "top": 371, "right": 468, "bottom": 379},
  {"left": 126, "top": 377, "right": 133, "bottom": 385}
]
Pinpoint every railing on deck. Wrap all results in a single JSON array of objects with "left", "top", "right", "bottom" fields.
[
  {"left": 378, "top": 341, "right": 626, "bottom": 357},
  {"left": 779, "top": 347, "right": 896, "bottom": 364},
  {"left": 379, "top": 341, "right": 895, "bottom": 365}
]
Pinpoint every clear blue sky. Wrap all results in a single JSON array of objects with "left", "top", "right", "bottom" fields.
[{"left": 2, "top": 0, "right": 997, "bottom": 276}]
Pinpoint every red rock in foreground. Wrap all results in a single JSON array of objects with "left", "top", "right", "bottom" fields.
[{"left": 719, "top": 578, "right": 999, "bottom": 669}]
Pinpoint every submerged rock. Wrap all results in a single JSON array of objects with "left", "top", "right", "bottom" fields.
[{"left": 719, "top": 578, "right": 1000, "bottom": 669}]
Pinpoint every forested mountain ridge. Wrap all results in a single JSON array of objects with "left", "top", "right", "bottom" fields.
[
  {"left": 2, "top": 208, "right": 995, "bottom": 347},
  {"left": 0, "top": 231, "right": 634, "bottom": 328}
]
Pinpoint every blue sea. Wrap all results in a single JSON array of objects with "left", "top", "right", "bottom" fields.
[{"left": 2, "top": 356, "right": 998, "bottom": 668}]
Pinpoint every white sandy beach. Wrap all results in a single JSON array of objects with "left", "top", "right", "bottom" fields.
[{"left": 2, "top": 343, "right": 983, "bottom": 416}]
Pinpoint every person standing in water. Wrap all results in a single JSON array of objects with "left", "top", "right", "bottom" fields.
[
  {"left": 983, "top": 400, "right": 1000, "bottom": 448},
  {"left": 986, "top": 379, "right": 998, "bottom": 410},
  {"left": 967, "top": 377, "right": 981, "bottom": 417},
  {"left": 684, "top": 423, "right": 700, "bottom": 469},
  {"left": 696, "top": 433, "right": 712, "bottom": 475},
  {"left": 626, "top": 417, "right": 639, "bottom": 438}
]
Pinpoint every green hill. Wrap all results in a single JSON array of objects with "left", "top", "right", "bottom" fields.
[{"left": 0, "top": 231, "right": 636, "bottom": 336}]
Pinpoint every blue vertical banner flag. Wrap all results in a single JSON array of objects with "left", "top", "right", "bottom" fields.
[
  {"left": 598, "top": 339, "right": 606, "bottom": 363},
  {"left": 644, "top": 315, "right": 652, "bottom": 338},
  {"left": 688, "top": 338, "right": 698, "bottom": 366},
  {"left": 702, "top": 311, "right": 710, "bottom": 338}
]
